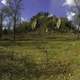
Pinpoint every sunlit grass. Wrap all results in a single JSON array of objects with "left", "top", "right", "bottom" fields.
[{"left": 0, "top": 39, "right": 80, "bottom": 80}]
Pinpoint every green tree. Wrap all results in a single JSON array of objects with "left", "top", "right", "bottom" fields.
[
  {"left": 16, "top": 21, "right": 31, "bottom": 33},
  {"left": 31, "top": 12, "right": 52, "bottom": 33},
  {"left": 58, "top": 17, "right": 74, "bottom": 32},
  {"left": 47, "top": 15, "right": 58, "bottom": 32}
]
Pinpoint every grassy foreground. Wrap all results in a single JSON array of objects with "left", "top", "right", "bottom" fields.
[{"left": 0, "top": 38, "right": 80, "bottom": 80}]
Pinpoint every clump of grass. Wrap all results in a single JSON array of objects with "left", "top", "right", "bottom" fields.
[{"left": 0, "top": 51, "right": 74, "bottom": 80}]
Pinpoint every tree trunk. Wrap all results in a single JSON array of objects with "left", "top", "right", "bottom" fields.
[
  {"left": 0, "top": 25, "right": 2, "bottom": 39},
  {"left": 77, "top": 26, "right": 80, "bottom": 39},
  {"left": 0, "top": 14, "right": 3, "bottom": 39},
  {"left": 13, "top": 16, "right": 16, "bottom": 40}
]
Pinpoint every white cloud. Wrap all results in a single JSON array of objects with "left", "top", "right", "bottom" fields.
[
  {"left": 1, "top": 0, "right": 9, "bottom": 6},
  {"left": 63, "top": 0, "right": 78, "bottom": 21},
  {"left": 21, "top": 17, "right": 26, "bottom": 22},
  {"left": 67, "top": 12, "right": 75, "bottom": 21},
  {"left": 63, "top": 0, "right": 76, "bottom": 6},
  {"left": 1, "top": 0, "right": 7, "bottom": 5}
]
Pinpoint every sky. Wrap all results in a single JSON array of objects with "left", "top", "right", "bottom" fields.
[
  {"left": 22, "top": 0, "right": 49, "bottom": 20},
  {"left": 0, "top": 0, "right": 76, "bottom": 21},
  {"left": 22, "top": 0, "right": 67, "bottom": 20}
]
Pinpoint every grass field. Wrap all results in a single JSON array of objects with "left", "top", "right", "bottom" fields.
[{"left": 0, "top": 33, "right": 80, "bottom": 80}]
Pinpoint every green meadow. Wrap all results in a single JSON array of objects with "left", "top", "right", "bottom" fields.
[{"left": 0, "top": 33, "right": 80, "bottom": 80}]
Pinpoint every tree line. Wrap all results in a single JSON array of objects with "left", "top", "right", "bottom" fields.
[
  {"left": 0, "top": 0, "right": 79, "bottom": 40},
  {"left": 17, "top": 12, "right": 75, "bottom": 33}
]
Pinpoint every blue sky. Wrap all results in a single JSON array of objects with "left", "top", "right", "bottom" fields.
[
  {"left": 0, "top": 0, "right": 68, "bottom": 20},
  {"left": 22, "top": 0, "right": 67, "bottom": 20},
  {"left": 22, "top": 0, "right": 49, "bottom": 20},
  {"left": 50, "top": 0, "right": 68, "bottom": 16}
]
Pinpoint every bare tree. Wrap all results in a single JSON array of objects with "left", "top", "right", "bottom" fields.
[
  {"left": 67, "top": 0, "right": 80, "bottom": 38},
  {"left": 0, "top": 10, "right": 3, "bottom": 38},
  {"left": 6, "top": 0, "right": 23, "bottom": 40},
  {"left": 0, "top": 7, "right": 7, "bottom": 39}
]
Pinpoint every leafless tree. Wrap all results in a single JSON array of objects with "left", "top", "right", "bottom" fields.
[
  {"left": 7, "top": 0, "right": 23, "bottom": 40},
  {"left": 0, "top": 10, "right": 3, "bottom": 38}
]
